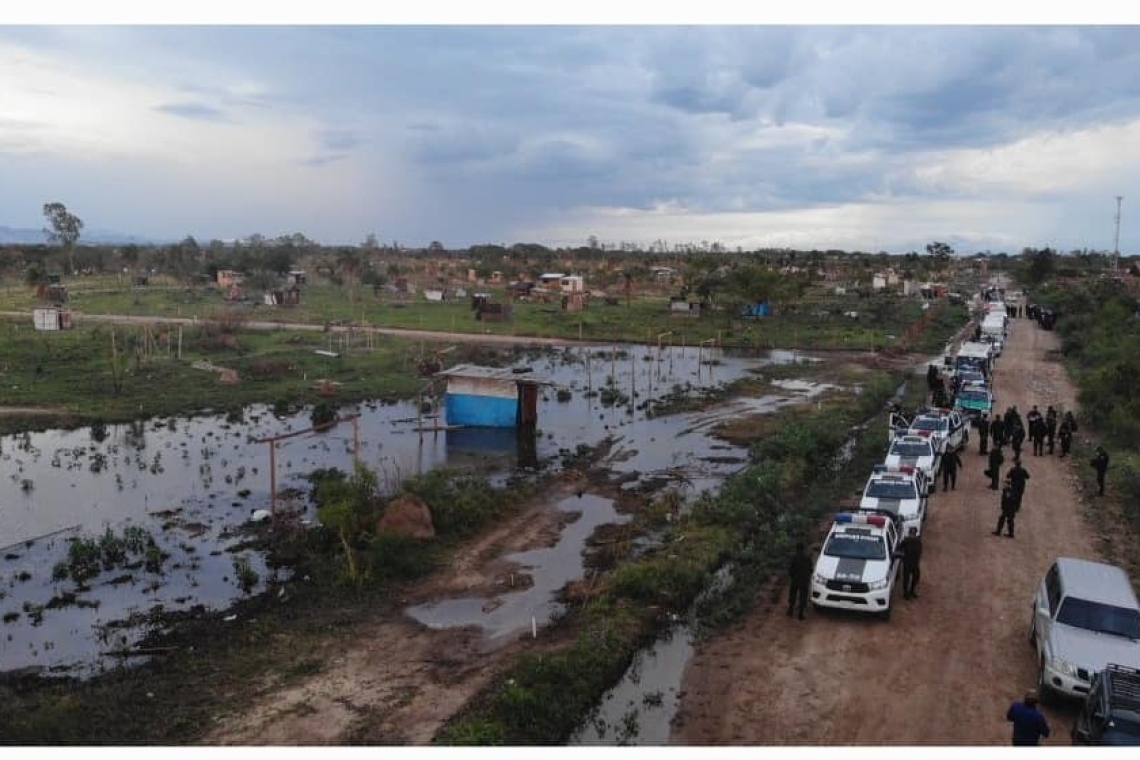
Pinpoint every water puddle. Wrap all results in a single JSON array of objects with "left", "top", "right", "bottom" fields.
[
  {"left": 571, "top": 624, "right": 694, "bottom": 745},
  {"left": 405, "top": 493, "right": 628, "bottom": 646}
]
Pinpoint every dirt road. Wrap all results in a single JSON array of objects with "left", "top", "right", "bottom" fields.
[
  {"left": 0, "top": 309, "right": 575, "bottom": 347},
  {"left": 671, "top": 316, "right": 1102, "bottom": 745}
]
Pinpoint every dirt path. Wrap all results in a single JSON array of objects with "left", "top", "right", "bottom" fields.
[
  {"left": 671, "top": 316, "right": 1100, "bottom": 745},
  {"left": 204, "top": 475, "right": 588, "bottom": 744},
  {"left": 0, "top": 309, "right": 577, "bottom": 347}
]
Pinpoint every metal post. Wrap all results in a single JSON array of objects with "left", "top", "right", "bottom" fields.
[{"left": 268, "top": 441, "right": 277, "bottom": 516}]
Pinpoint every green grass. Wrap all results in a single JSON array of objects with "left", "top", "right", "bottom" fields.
[
  {"left": 0, "top": 275, "right": 968, "bottom": 351},
  {"left": 0, "top": 316, "right": 428, "bottom": 434}
]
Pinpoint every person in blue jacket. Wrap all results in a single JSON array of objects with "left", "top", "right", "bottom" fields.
[{"left": 1007, "top": 690, "right": 1050, "bottom": 745}]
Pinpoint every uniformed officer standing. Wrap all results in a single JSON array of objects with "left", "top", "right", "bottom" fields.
[
  {"left": 899, "top": 527, "right": 922, "bottom": 600},
  {"left": 990, "top": 415, "right": 1006, "bottom": 449},
  {"left": 1044, "top": 406, "right": 1058, "bottom": 454},
  {"left": 1058, "top": 412, "right": 1076, "bottom": 457},
  {"left": 976, "top": 412, "right": 990, "bottom": 454},
  {"left": 942, "top": 447, "right": 962, "bottom": 491},
  {"left": 1030, "top": 415, "right": 1047, "bottom": 456},
  {"left": 994, "top": 482, "right": 1019, "bottom": 538},
  {"left": 986, "top": 445, "right": 1005, "bottom": 490},
  {"left": 787, "top": 542, "right": 813, "bottom": 620},
  {"left": 1091, "top": 446, "right": 1110, "bottom": 497},
  {"left": 1007, "top": 458, "right": 1030, "bottom": 506}
]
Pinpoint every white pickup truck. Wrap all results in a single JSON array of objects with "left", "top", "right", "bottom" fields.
[{"left": 889, "top": 408, "right": 968, "bottom": 455}]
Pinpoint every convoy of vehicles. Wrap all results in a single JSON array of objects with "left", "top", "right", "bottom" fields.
[{"left": 813, "top": 286, "right": 1140, "bottom": 746}]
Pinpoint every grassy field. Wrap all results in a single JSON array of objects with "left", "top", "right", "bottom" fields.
[
  {"left": 0, "top": 316, "right": 437, "bottom": 434},
  {"left": 1, "top": 275, "right": 966, "bottom": 351}
]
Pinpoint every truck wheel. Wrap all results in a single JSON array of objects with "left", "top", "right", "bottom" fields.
[{"left": 1029, "top": 617, "right": 1037, "bottom": 647}]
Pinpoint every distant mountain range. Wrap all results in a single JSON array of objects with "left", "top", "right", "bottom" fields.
[{"left": 0, "top": 225, "right": 163, "bottom": 245}]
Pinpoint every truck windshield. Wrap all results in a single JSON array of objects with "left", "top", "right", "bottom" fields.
[
  {"left": 1056, "top": 597, "right": 1140, "bottom": 639},
  {"left": 911, "top": 417, "right": 944, "bottom": 431},
  {"left": 824, "top": 533, "right": 886, "bottom": 561},
  {"left": 890, "top": 442, "right": 931, "bottom": 458},
  {"left": 958, "top": 390, "right": 989, "bottom": 402},
  {"left": 866, "top": 480, "right": 917, "bottom": 500}
]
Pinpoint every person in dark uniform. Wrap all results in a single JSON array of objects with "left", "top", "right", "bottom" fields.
[
  {"left": 1029, "top": 415, "right": 1047, "bottom": 456},
  {"left": 987, "top": 445, "right": 1005, "bottom": 490},
  {"left": 1045, "top": 406, "right": 1058, "bottom": 454},
  {"left": 990, "top": 415, "right": 1006, "bottom": 449},
  {"left": 1007, "top": 458, "right": 1030, "bottom": 505},
  {"left": 1058, "top": 412, "right": 1076, "bottom": 457},
  {"left": 898, "top": 527, "right": 922, "bottom": 600},
  {"left": 994, "top": 482, "right": 1019, "bottom": 537},
  {"left": 942, "top": 446, "right": 962, "bottom": 491},
  {"left": 976, "top": 412, "right": 990, "bottom": 454},
  {"left": 787, "top": 542, "right": 813, "bottom": 620},
  {"left": 1007, "top": 690, "right": 1050, "bottom": 745},
  {"left": 1010, "top": 420, "right": 1025, "bottom": 459},
  {"left": 1091, "top": 446, "right": 1110, "bottom": 496}
]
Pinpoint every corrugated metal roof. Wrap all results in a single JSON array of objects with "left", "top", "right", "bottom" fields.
[{"left": 434, "top": 363, "right": 555, "bottom": 385}]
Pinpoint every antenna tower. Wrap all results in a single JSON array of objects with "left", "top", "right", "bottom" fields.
[{"left": 1114, "top": 195, "right": 1123, "bottom": 273}]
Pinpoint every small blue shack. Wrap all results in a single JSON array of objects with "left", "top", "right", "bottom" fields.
[{"left": 435, "top": 364, "right": 553, "bottom": 428}]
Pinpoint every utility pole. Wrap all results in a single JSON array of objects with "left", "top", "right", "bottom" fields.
[{"left": 1114, "top": 195, "right": 1123, "bottom": 274}]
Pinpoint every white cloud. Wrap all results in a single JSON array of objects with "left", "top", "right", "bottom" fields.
[{"left": 907, "top": 118, "right": 1140, "bottom": 197}]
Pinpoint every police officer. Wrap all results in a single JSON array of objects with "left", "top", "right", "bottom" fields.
[
  {"left": 1045, "top": 406, "right": 1058, "bottom": 454},
  {"left": 787, "top": 542, "right": 813, "bottom": 620},
  {"left": 1058, "top": 412, "right": 1076, "bottom": 457},
  {"left": 994, "top": 482, "right": 1019, "bottom": 538},
  {"left": 976, "top": 412, "right": 990, "bottom": 455},
  {"left": 1030, "top": 415, "right": 1047, "bottom": 456},
  {"left": 1091, "top": 446, "right": 1110, "bottom": 497},
  {"left": 942, "top": 446, "right": 962, "bottom": 491},
  {"left": 990, "top": 414, "right": 1006, "bottom": 449},
  {"left": 987, "top": 445, "right": 1005, "bottom": 490},
  {"left": 898, "top": 527, "right": 922, "bottom": 600},
  {"left": 1007, "top": 458, "right": 1030, "bottom": 506},
  {"left": 1010, "top": 421, "right": 1026, "bottom": 459}
]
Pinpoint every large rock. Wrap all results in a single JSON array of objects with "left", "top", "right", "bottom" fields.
[{"left": 376, "top": 493, "right": 436, "bottom": 539}]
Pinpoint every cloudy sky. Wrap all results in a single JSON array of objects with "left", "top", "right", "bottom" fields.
[{"left": 1, "top": 22, "right": 1139, "bottom": 253}]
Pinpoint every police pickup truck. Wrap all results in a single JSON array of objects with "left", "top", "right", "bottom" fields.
[
  {"left": 884, "top": 434, "right": 940, "bottom": 495},
  {"left": 889, "top": 407, "right": 968, "bottom": 454},
  {"left": 811, "top": 510, "right": 903, "bottom": 620},
  {"left": 859, "top": 465, "right": 928, "bottom": 534}
]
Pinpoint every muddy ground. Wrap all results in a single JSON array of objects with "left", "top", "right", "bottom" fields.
[
  {"left": 670, "top": 316, "right": 1130, "bottom": 745},
  {"left": 204, "top": 473, "right": 600, "bottom": 744}
]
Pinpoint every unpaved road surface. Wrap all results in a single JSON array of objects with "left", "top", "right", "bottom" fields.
[
  {"left": 672, "top": 317, "right": 1110, "bottom": 745},
  {"left": 205, "top": 476, "right": 590, "bottom": 744}
]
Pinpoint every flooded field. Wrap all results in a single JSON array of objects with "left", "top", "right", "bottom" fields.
[{"left": 0, "top": 343, "right": 825, "bottom": 678}]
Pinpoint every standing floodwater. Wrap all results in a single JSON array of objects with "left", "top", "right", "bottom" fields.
[{"left": 0, "top": 344, "right": 814, "bottom": 677}]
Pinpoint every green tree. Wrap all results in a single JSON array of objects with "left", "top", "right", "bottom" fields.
[{"left": 42, "top": 201, "right": 84, "bottom": 274}]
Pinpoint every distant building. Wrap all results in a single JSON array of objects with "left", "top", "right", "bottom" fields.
[
  {"left": 33, "top": 306, "right": 72, "bottom": 331},
  {"left": 217, "top": 270, "right": 243, "bottom": 288}
]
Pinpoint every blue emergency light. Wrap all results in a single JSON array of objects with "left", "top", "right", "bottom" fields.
[{"left": 835, "top": 513, "right": 887, "bottom": 527}]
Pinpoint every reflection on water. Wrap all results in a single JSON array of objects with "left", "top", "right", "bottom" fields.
[{"left": 0, "top": 344, "right": 812, "bottom": 676}]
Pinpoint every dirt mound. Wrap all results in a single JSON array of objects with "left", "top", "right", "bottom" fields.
[{"left": 377, "top": 493, "right": 436, "bottom": 539}]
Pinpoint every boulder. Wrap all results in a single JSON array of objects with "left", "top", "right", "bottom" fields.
[{"left": 376, "top": 493, "right": 436, "bottom": 540}]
